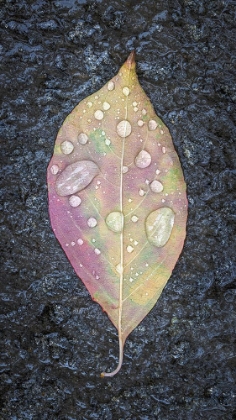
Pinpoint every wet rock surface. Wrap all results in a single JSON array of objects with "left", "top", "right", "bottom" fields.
[{"left": 0, "top": 0, "right": 236, "bottom": 418}]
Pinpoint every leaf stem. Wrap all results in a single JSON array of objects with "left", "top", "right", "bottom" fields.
[{"left": 101, "top": 334, "right": 124, "bottom": 378}]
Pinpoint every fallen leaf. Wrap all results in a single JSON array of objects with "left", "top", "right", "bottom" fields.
[{"left": 47, "top": 52, "right": 188, "bottom": 376}]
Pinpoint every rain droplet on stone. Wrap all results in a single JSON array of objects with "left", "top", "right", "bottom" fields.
[
  {"left": 106, "top": 211, "right": 124, "bottom": 233},
  {"left": 103, "top": 102, "right": 110, "bottom": 110},
  {"left": 60, "top": 140, "right": 74, "bottom": 155},
  {"left": 69, "top": 195, "right": 82, "bottom": 207},
  {"left": 87, "top": 217, "right": 97, "bottom": 228},
  {"left": 150, "top": 180, "right": 163, "bottom": 193},
  {"left": 148, "top": 120, "right": 158, "bottom": 131},
  {"left": 123, "top": 87, "right": 130, "bottom": 96},
  {"left": 51, "top": 164, "right": 59, "bottom": 175},
  {"left": 117, "top": 120, "right": 132, "bottom": 138},
  {"left": 135, "top": 150, "right": 152, "bottom": 168},
  {"left": 78, "top": 132, "right": 88, "bottom": 145},
  {"left": 55, "top": 160, "right": 99, "bottom": 196},
  {"left": 145, "top": 207, "right": 175, "bottom": 247},
  {"left": 108, "top": 81, "right": 115, "bottom": 91},
  {"left": 94, "top": 110, "right": 104, "bottom": 120}
]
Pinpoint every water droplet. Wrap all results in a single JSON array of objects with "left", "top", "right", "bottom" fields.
[
  {"left": 78, "top": 132, "right": 88, "bottom": 145},
  {"left": 94, "top": 248, "right": 101, "bottom": 255},
  {"left": 155, "top": 169, "right": 161, "bottom": 175},
  {"left": 138, "top": 120, "right": 144, "bottom": 127},
  {"left": 133, "top": 101, "right": 138, "bottom": 106},
  {"left": 127, "top": 245, "right": 134, "bottom": 253},
  {"left": 68, "top": 195, "right": 82, "bottom": 207},
  {"left": 106, "top": 211, "right": 124, "bottom": 233},
  {"left": 105, "top": 138, "right": 111, "bottom": 146},
  {"left": 122, "top": 87, "right": 130, "bottom": 96},
  {"left": 87, "top": 217, "right": 97, "bottom": 228},
  {"left": 122, "top": 166, "right": 128, "bottom": 173},
  {"left": 103, "top": 102, "right": 110, "bottom": 110},
  {"left": 139, "top": 189, "right": 145, "bottom": 197},
  {"left": 116, "top": 263, "right": 123, "bottom": 274},
  {"left": 148, "top": 120, "right": 158, "bottom": 130},
  {"left": 51, "top": 164, "right": 59, "bottom": 175},
  {"left": 108, "top": 81, "right": 115, "bottom": 91},
  {"left": 162, "top": 146, "right": 166, "bottom": 154},
  {"left": 135, "top": 150, "right": 152, "bottom": 168},
  {"left": 142, "top": 109, "right": 147, "bottom": 115},
  {"left": 71, "top": 241, "right": 75, "bottom": 246},
  {"left": 77, "top": 238, "right": 83, "bottom": 245},
  {"left": 94, "top": 110, "right": 104, "bottom": 120},
  {"left": 145, "top": 207, "right": 175, "bottom": 247},
  {"left": 134, "top": 240, "right": 138, "bottom": 246},
  {"left": 60, "top": 140, "right": 74, "bottom": 155},
  {"left": 55, "top": 160, "right": 99, "bottom": 196},
  {"left": 87, "top": 101, "right": 92, "bottom": 107},
  {"left": 160, "top": 129, "right": 164, "bottom": 135},
  {"left": 150, "top": 180, "right": 163, "bottom": 193},
  {"left": 117, "top": 120, "right": 132, "bottom": 138},
  {"left": 134, "top": 107, "right": 138, "bottom": 112},
  {"left": 131, "top": 215, "right": 138, "bottom": 222}
]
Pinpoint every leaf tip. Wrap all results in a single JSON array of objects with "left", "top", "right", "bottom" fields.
[{"left": 126, "top": 50, "right": 136, "bottom": 70}]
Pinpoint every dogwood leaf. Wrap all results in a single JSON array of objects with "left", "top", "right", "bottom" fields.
[{"left": 47, "top": 52, "right": 188, "bottom": 376}]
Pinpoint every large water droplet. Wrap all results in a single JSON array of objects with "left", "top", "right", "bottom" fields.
[
  {"left": 108, "top": 81, "right": 115, "bottom": 91},
  {"left": 55, "top": 160, "right": 99, "bottom": 196},
  {"left": 94, "top": 110, "right": 104, "bottom": 120},
  {"left": 60, "top": 140, "right": 74, "bottom": 155},
  {"left": 117, "top": 120, "right": 132, "bottom": 138},
  {"left": 106, "top": 211, "right": 124, "bottom": 233},
  {"left": 122, "top": 87, "right": 130, "bottom": 96},
  {"left": 150, "top": 180, "right": 163, "bottom": 193},
  {"left": 135, "top": 150, "right": 152, "bottom": 168},
  {"left": 145, "top": 207, "right": 175, "bottom": 247},
  {"left": 78, "top": 132, "right": 88, "bottom": 145}
]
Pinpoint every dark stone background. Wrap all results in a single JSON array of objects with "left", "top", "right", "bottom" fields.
[{"left": 1, "top": 0, "right": 236, "bottom": 418}]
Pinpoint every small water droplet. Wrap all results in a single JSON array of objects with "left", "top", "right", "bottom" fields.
[
  {"left": 117, "top": 120, "right": 132, "bottom": 138},
  {"left": 122, "top": 166, "right": 128, "bottom": 173},
  {"left": 139, "top": 189, "right": 145, "bottom": 197},
  {"left": 131, "top": 215, "right": 139, "bottom": 222},
  {"left": 123, "top": 87, "right": 130, "bottom": 96},
  {"left": 135, "top": 150, "right": 152, "bottom": 168},
  {"left": 145, "top": 207, "right": 175, "bottom": 247},
  {"left": 132, "top": 101, "right": 138, "bottom": 107},
  {"left": 134, "top": 240, "right": 138, "bottom": 246},
  {"left": 127, "top": 245, "right": 134, "bottom": 253},
  {"left": 116, "top": 263, "right": 123, "bottom": 274},
  {"left": 129, "top": 277, "right": 134, "bottom": 282},
  {"left": 77, "top": 238, "right": 83, "bottom": 245},
  {"left": 142, "top": 109, "right": 147, "bottom": 115},
  {"left": 162, "top": 146, "right": 166, "bottom": 154},
  {"left": 94, "top": 110, "right": 104, "bottom": 120},
  {"left": 155, "top": 169, "right": 161, "bottom": 175},
  {"left": 94, "top": 248, "right": 101, "bottom": 255},
  {"left": 160, "top": 129, "right": 164, "bottom": 135},
  {"left": 55, "top": 160, "right": 99, "bottom": 196},
  {"left": 51, "top": 165, "right": 59, "bottom": 175},
  {"left": 60, "top": 140, "right": 74, "bottom": 155},
  {"left": 148, "top": 120, "right": 158, "bottom": 130},
  {"left": 78, "top": 132, "right": 88, "bottom": 145},
  {"left": 150, "top": 180, "right": 163, "bottom": 193},
  {"left": 108, "top": 81, "right": 115, "bottom": 91},
  {"left": 71, "top": 241, "right": 75, "bottom": 246},
  {"left": 106, "top": 211, "right": 124, "bottom": 233},
  {"left": 103, "top": 102, "right": 110, "bottom": 110},
  {"left": 105, "top": 138, "right": 111, "bottom": 146},
  {"left": 137, "top": 120, "right": 144, "bottom": 127},
  {"left": 87, "top": 101, "right": 92, "bottom": 107},
  {"left": 69, "top": 195, "right": 82, "bottom": 207},
  {"left": 134, "top": 107, "right": 138, "bottom": 112},
  {"left": 87, "top": 217, "right": 97, "bottom": 228}
]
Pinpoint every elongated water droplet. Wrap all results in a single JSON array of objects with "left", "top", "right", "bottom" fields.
[
  {"left": 135, "top": 150, "right": 151, "bottom": 168},
  {"left": 106, "top": 211, "right": 124, "bottom": 233},
  {"left": 145, "top": 207, "right": 175, "bottom": 247},
  {"left": 51, "top": 164, "right": 59, "bottom": 175},
  {"left": 55, "top": 160, "right": 99, "bottom": 196}
]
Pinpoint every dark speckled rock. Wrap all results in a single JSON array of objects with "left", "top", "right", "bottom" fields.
[{"left": 0, "top": 0, "right": 236, "bottom": 419}]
